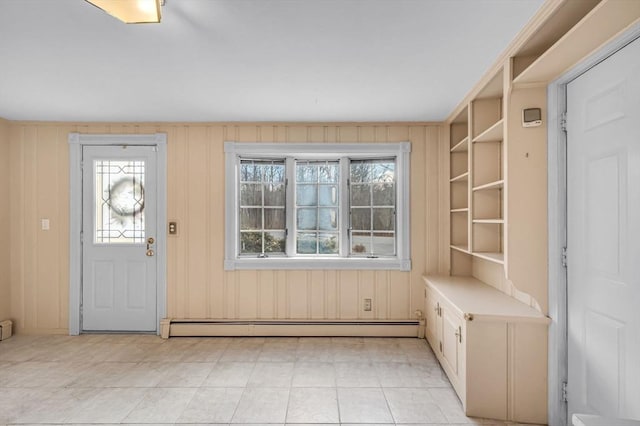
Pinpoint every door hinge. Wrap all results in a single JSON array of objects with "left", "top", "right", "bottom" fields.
[
  {"left": 561, "top": 246, "right": 568, "bottom": 268},
  {"left": 561, "top": 381, "right": 568, "bottom": 403},
  {"left": 561, "top": 111, "right": 568, "bottom": 132},
  {"left": 439, "top": 341, "right": 443, "bottom": 352}
]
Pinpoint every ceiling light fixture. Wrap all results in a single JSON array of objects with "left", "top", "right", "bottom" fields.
[{"left": 85, "top": 0, "right": 163, "bottom": 24}]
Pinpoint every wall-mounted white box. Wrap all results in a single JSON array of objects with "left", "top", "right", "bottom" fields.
[{"left": 0, "top": 320, "right": 13, "bottom": 340}]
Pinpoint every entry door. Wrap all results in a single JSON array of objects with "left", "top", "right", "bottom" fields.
[
  {"left": 82, "top": 145, "right": 158, "bottom": 332},
  {"left": 567, "top": 36, "right": 640, "bottom": 420}
]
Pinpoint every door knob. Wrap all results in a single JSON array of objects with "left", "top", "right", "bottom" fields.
[{"left": 146, "top": 249, "right": 155, "bottom": 257}]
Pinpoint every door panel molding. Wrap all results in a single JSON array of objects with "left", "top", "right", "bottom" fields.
[
  {"left": 68, "top": 133, "right": 167, "bottom": 335},
  {"left": 547, "top": 22, "right": 640, "bottom": 426}
]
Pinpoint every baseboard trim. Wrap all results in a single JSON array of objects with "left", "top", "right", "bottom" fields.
[{"left": 164, "top": 319, "right": 420, "bottom": 338}]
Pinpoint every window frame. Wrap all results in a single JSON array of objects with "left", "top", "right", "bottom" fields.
[{"left": 224, "top": 142, "right": 411, "bottom": 271}]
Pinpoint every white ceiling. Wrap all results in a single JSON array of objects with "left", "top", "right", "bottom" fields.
[{"left": 0, "top": 0, "right": 543, "bottom": 122}]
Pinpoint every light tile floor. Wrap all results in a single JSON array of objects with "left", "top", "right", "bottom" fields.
[{"left": 0, "top": 335, "right": 531, "bottom": 425}]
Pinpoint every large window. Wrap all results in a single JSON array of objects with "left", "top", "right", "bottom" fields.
[{"left": 225, "top": 143, "right": 411, "bottom": 270}]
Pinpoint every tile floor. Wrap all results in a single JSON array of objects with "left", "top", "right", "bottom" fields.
[{"left": 0, "top": 335, "right": 526, "bottom": 425}]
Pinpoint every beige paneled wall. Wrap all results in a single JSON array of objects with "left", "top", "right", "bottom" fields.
[
  {"left": 7, "top": 122, "right": 443, "bottom": 334},
  {"left": 0, "top": 119, "right": 10, "bottom": 322}
]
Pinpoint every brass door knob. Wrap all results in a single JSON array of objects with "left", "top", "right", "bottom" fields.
[{"left": 146, "top": 249, "right": 155, "bottom": 257}]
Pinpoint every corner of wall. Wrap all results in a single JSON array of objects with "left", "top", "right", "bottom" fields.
[{"left": 0, "top": 118, "right": 11, "bottom": 322}]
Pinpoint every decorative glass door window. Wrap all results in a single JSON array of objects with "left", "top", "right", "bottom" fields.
[
  {"left": 239, "top": 159, "right": 286, "bottom": 255},
  {"left": 349, "top": 159, "right": 396, "bottom": 256},
  {"left": 94, "top": 160, "right": 145, "bottom": 243},
  {"left": 295, "top": 160, "right": 340, "bottom": 255}
]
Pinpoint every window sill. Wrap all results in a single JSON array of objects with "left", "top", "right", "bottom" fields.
[{"left": 224, "top": 257, "right": 411, "bottom": 271}]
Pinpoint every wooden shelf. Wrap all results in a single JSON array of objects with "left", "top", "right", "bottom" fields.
[
  {"left": 472, "top": 179, "right": 504, "bottom": 191},
  {"left": 472, "top": 252, "right": 504, "bottom": 264},
  {"left": 450, "top": 136, "right": 469, "bottom": 153},
  {"left": 473, "top": 119, "right": 504, "bottom": 143},
  {"left": 513, "top": 0, "right": 640, "bottom": 85},
  {"left": 450, "top": 208, "right": 469, "bottom": 213},
  {"left": 473, "top": 219, "right": 504, "bottom": 224},
  {"left": 450, "top": 172, "right": 469, "bottom": 183},
  {"left": 450, "top": 245, "right": 471, "bottom": 254}
]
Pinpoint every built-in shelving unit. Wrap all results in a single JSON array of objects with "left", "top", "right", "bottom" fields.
[
  {"left": 435, "top": 1, "right": 640, "bottom": 423},
  {"left": 448, "top": 106, "right": 471, "bottom": 268},
  {"left": 448, "top": 68, "right": 505, "bottom": 273}
]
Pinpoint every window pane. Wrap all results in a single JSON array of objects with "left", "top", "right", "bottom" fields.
[
  {"left": 370, "top": 161, "right": 395, "bottom": 182},
  {"left": 296, "top": 184, "right": 317, "bottom": 206},
  {"left": 240, "top": 208, "right": 261, "bottom": 230},
  {"left": 264, "top": 231, "right": 285, "bottom": 253},
  {"left": 240, "top": 163, "right": 262, "bottom": 182},
  {"left": 350, "top": 184, "right": 370, "bottom": 206},
  {"left": 319, "top": 233, "right": 339, "bottom": 254},
  {"left": 240, "top": 231, "right": 263, "bottom": 254},
  {"left": 264, "top": 183, "right": 285, "bottom": 206},
  {"left": 239, "top": 159, "right": 286, "bottom": 255},
  {"left": 297, "top": 208, "right": 317, "bottom": 230},
  {"left": 265, "top": 208, "right": 285, "bottom": 230},
  {"left": 351, "top": 208, "right": 371, "bottom": 230},
  {"left": 350, "top": 161, "right": 371, "bottom": 183},
  {"left": 95, "top": 160, "right": 146, "bottom": 244},
  {"left": 318, "top": 185, "right": 338, "bottom": 206},
  {"left": 240, "top": 183, "right": 262, "bottom": 206},
  {"left": 372, "top": 183, "right": 395, "bottom": 206},
  {"left": 373, "top": 208, "right": 395, "bottom": 231},
  {"left": 263, "top": 164, "right": 285, "bottom": 182},
  {"left": 373, "top": 232, "right": 395, "bottom": 255},
  {"left": 351, "top": 232, "right": 371, "bottom": 254},
  {"left": 319, "top": 163, "right": 339, "bottom": 183},
  {"left": 319, "top": 208, "right": 338, "bottom": 231},
  {"left": 296, "top": 164, "right": 317, "bottom": 183},
  {"left": 297, "top": 232, "right": 317, "bottom": 254}
]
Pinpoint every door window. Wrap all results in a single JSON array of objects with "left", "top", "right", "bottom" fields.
[{"left": 94, "top": 160, "right": 145, "bottom": 244}]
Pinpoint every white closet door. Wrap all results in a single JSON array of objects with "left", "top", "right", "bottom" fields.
[{"left": 567, "top": 36, "right": 640, "bottom": 420}]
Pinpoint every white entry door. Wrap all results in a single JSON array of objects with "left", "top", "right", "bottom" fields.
[
  {"left": 82, "top": 145, "right": 158, "bottom": 332},
  {"left": 567, "top": 36, "right": 640, "bottom": 420}
]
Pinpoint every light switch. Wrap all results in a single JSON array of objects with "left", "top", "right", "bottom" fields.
[{"left": 41, "top": 219, "right": 50, "bottom": 230}]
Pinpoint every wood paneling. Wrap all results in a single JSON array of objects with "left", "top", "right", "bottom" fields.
[
  {"left": 7, "top": 122, "right": 444, "bottom": 333},
  {"left": 0, "top": 119, "right": 10, "bottom": 322}
]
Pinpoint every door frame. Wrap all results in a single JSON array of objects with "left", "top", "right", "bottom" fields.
[
  {"left": 547, "top": 23, "right": 640, "bottom": 426},
  {"left": 68, "top": 133, "right": 167, "bottom": 335}
]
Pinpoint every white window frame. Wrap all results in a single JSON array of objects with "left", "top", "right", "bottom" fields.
[{"left": 224, "top": 142, "right": 411, "bottom": 271}]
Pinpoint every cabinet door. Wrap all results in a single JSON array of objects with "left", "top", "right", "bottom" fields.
[
  {"left": 425, "top": 287, "right": 439, "bottom": 346},
  {"left": 441, "top": 308, "right": 463, "bottom": 377}
]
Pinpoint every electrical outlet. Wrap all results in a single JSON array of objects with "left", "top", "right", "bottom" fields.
[{"left": 364, "top": 298, "right": 372, "bottom": 311}]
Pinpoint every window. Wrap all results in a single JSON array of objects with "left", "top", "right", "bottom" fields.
[{"left": 225, "top": 142, "right": 411, "bottom": 271}]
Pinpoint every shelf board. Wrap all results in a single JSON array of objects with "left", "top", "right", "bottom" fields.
[
  {"left": 473, "top": 219, "right": 504, "bottom": 224},
  {"left": 513, "top": 0, "right": 640, "bottom": 85},
  {"left": 450, "top": 136, "right": 469, "bottom": 153},
  {"left": 450, "top": 172, "right": 469, "bottom": 183},
  {"left": 450, "top": 245, "right": 471, "bottom": 254},
  {"left": 473, "top": 119, "right": 504, "bottom": 143},
  {"left": 450, "top": 208, "right": 469, "bottom": 213},
  {"left": 472, "top": 180, "right": 504, "bottom": 191},
  {"left": 472, "top": 252, "right": 504, "bottom": 264}
]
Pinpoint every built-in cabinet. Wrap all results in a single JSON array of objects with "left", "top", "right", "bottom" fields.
[
  {"left": 424, "top": 275, "right": 549, "bottom": 423},
  {"left": 433, "top": 0, "right": 640, "bottom": 424}
]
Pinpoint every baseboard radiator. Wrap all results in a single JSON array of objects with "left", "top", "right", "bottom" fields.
[{"left": 161, "top": 319, "right": 421, "bottom": 339}]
